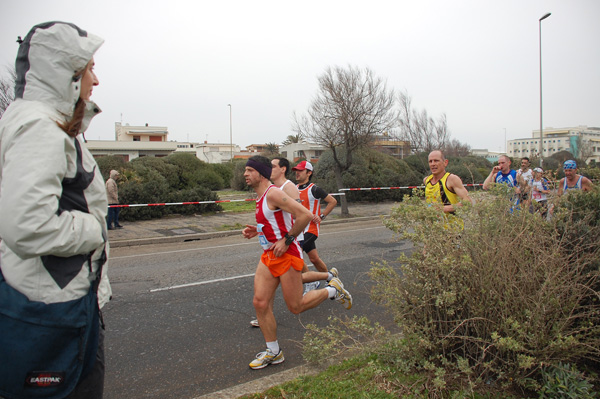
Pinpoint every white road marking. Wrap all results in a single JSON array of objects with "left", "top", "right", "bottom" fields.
[
  {"left": 111, "top": 225, "right": 385, "bottom": 260},
  {"left": 112, "top": 224, "right": 385, "bottom": 293},
  {"left": 150, "top": 273, "right": 255, "bottom": 292}
]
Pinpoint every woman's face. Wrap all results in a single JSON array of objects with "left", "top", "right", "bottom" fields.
[{"left": 80, "top": 58, "right": 99, "bottom": 101}]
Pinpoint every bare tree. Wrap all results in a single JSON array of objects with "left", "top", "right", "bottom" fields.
[
  {"left": 444, "top": 138, "right": 471, "bottom": 157},
  {"left": 0, "top": 66, "right": 16, "bottom": 118},
  {"left": 397, "top": 90, "right": 449, "bottom": 154},
  {"left": 293, "top": 65, "right": 396, "bottom": 215},
  {"left": 575, "top": 135, "right": 593, "bottom": 164}
]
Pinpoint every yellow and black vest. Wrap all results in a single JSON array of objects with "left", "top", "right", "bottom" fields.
[{"left": 425, "top": 172, "right": 459, "bottom": 206}]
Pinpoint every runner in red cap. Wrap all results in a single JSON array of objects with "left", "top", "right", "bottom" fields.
[{"left": 293, "top": 161, "right": 338, "bottom": 275}]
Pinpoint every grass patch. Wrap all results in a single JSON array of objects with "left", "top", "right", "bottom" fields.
[
  {"left": 216, "top": 190, "right": 249, "bottom": 197},
  {"left": 238, "top": 353, "right": 522, "bottom": 398},
  {"left": 218, "top": 200, "right": 255, "bottom": 213},
  {"left": 216, "top": 222, "right": 245, "bottom": 231},
  {"left": 239, "top": 355, "right": 400, "bottom": 399}
]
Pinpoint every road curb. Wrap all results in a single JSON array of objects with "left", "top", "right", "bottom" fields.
[{"left": 108, "top": 215, "right": 384, "bottom": 248}]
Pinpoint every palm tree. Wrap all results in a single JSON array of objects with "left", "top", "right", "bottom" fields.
[
  {"left": 281, "top": 133, "right": 304, "bottom": 146},
  {"left": 263, "top": 142, "right": 280, "bottom": 156}
]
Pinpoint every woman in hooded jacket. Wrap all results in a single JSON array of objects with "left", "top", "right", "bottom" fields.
[{"left": 0, "top": 22, "right": 110, "bottom": 398}]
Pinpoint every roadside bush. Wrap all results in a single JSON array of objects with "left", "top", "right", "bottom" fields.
[
  {"left": 95, "top": 155, "right": 127, "bottom": 180},
  {"left": 538, "top": 363, "right": 597, "bottom": 399},
  {"left": 230, "top": 159, "right": 252, "bottom": 191},
  {"left": 211, "top": 162, "right": 235, "bottom": 189},
  {"left": 119, "top": 168, "right": 170, "bottom": 220},
  {"left": 304, "top": 185, "right": 600, "bottom": 395},
  {"left": 130, "top": 156, "right": 179, "bottom": 189},
  {"left": 165, "top": 152, "right": 224, "bottom": 190},
  {"left": 313, "top": 146, "right": 420, "bottom": 202},
  {"left": 164, "top": 186, "right": 222, "bottom": 215}
]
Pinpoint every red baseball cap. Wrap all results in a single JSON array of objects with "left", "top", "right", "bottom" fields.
[{"left": 292, "top": 160, "right": 313, "bottom": 171}]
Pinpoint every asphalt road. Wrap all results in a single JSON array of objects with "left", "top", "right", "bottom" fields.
[{"left": 103, "top": 219, "right": 411, "bottom": 398}]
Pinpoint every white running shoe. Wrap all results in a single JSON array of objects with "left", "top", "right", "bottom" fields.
[
  {"left": 249, "top": 349, "right": 284, "bottom": 369},
  {"left": 303, "top": 281, "right": 320, "bottom": 295},
  {"left": 327, "top": 277, "right": 353, "bottom": 310}
]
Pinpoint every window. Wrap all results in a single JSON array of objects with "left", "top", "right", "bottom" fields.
[{"left": 133, "top": 136, "right": 140, "bottom": 141}]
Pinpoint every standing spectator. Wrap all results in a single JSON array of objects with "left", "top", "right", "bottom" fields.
[
  {"left": 106, "top": 169, "right": 123, "bottom": 229},
  {"left": 558, "top": 160, "right": 593, "bottom": 196},
  {"left": 0, "top": 21, "right": 110, "bottom": 399},
  {"left": 516, "top": 157, "right": 533, "bottom": 206},
  {"left": 483, "top": 155, "right": 518, "bottom": 190},
  {"left": 531, "top": 167, "right": 550, "bottom": 218},
  {"left": 293, "top": 161, "right": 337, "bottom": 273}
]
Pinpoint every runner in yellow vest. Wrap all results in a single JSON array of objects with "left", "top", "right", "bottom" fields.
[{"left": 424, "top": 150, "right": 472, "bottom": 213}]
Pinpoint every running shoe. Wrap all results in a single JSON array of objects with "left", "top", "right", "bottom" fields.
[
  {"left": 303, "top": 281, "right": 320, "bottom": 295},
  {"left": 328, "top": 277, "right": 353, "bottom": 310},
  {"left": 249, "top": 349, "right": 284, "bottom": 369},
  {"left": 250, "top": 319, "right": 259, "bottom": 327},
  {"left": 329, "top": 267, "right": 339, "bottom": 279}
]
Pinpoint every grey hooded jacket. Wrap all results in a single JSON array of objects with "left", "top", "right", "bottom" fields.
[{"left": 0, "top": 22, "right": 111, "bottom": 307}]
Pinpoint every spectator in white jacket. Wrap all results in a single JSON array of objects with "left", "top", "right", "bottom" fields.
[{"left": 0, "top": 21, "right": 110, "bottom": 399}]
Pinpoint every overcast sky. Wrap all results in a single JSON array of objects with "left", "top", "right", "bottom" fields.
[{"left": 2, "top": 0, "right": 599, "bottom": 152}]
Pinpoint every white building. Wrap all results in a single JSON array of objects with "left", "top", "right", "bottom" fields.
[
  {"left": 507, "top": 125, "right": 600, "bottom": 163},
  {"left": 86, "top": 123, "right": 231, "bottom": 162},
  {"left": 471, "top": 149, "right": 503, "bottom": 163},
  {"left": 196, "top": 142, "right": 242, "bottom": 163},
  {"left": 279, "top": 142, "right": 326, "bottom": 163}
]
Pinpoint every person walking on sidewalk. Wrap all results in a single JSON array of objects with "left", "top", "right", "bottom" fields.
[
  {"left": 293, "top": 161, "right": 337, "bottom": 273},
  {"left": 248, "top": 157, "right": 339, "bottom": 328},
  {"left": 106, "top": 169, "right": 123, "bottom": 230},
  {"left": 242, "top": 156, "right": 352, "bottom": 370}
]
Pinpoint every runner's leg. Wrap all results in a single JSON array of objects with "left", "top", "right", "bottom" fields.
[{"left": 253, "top": 261, "right": 279, "bottom": 342}]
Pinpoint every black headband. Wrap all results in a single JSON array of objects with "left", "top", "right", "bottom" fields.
[{"left": 246, "top": 159, "right": 272, "bottom": 180}]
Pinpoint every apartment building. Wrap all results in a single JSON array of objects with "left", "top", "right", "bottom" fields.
[{"left": 507, "top": 125, "right": 600, "bottom": 163}]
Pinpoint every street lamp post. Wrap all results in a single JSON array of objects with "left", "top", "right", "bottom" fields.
[
  {"left": 539, "top": 12, "right": 551, "bottom": 168},
  {"left": 227, "top": 104, "right": 233, "bottom": 161}
]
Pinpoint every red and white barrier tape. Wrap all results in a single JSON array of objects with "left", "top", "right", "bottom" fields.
[
  {"left": 339, "top": 183, "right": 485, "bottom": 191},
  {"left": 109, "top": 192, "right": 346, "bottom": 208}
]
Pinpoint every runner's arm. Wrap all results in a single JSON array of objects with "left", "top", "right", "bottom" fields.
[
  {"left": 557, "top": 178, "right": 565, "bottom": 196},
  {"left": 268, "top": 189, "right": 313, "bottom": 257},
  {"left": 483, "top": 167, "right": 500, "bottom": 190},
  {"left": 242, "top": 224, "right": 258, "bottom": 239},
  {"left": 582, "top": 177, "right": 593, "bottom": 192},
  {"left": 445, "top": 174, "right": 473, "bottom": 213}
]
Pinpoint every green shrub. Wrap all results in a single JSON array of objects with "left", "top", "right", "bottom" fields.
[
  {"left": 304, "top": 186, "right": 600, "bottom": 394},
  {"left": 370, "top": 186, "right": 600, "bottom": 391},
  {"left": 164, "top": 186, "right": 222, "bottom": 215},
  {"left": 538, "top": 363, "right": 597, "bottom": 399},
  {"left": 210, "top": 162, "right": 235, "bottom": 189},
  {"left": 313, "top": 146, "right": 420, "bottom": 202},
  {"left": 230, "top": 159, "right": 253, "bottom": 191},
  {"left": 130, "top": 156, "right": 179, "bottom": 189},
  {"left": 119, "top": 168, "right": 170, "bottom": 220},
  {"left": 164, "top": 152, "right": 224, "bottom": 190},
  {"left": 95, "top": 155, "right": 127, "bottom": 180}
]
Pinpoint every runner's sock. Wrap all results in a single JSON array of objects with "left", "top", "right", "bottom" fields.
[
  {"left": 266, "top": 341, "right": 280, "bottom": 355},
  {"left": 327, "top": 272, "right": 334, "bottom": 282},
  {"left": 326, "top": 286, "right": 337, "bottom": 299}
]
